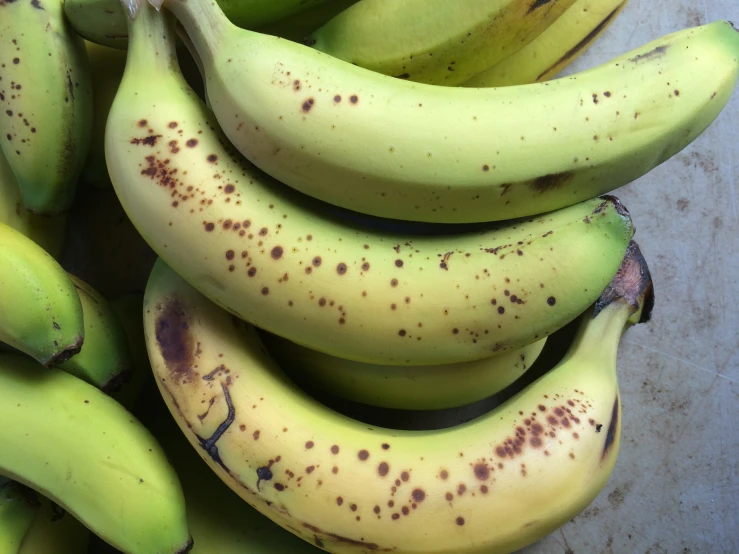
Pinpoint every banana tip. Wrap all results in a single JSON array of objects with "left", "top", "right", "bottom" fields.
[
  {"left": 176, "top": 535, "right": 195, "bottom": 553},
  {"left": 593, "top": 240, "right": 654, "bottom": 322},
  {"left": 45, "top": 335, "right": 84, "bottom": 367}
]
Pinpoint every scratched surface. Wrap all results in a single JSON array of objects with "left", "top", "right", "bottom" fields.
[{"left": 520, "top": 1, "right": 739, "bottom": 552}]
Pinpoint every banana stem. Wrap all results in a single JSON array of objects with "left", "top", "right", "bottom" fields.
[
  {"left": 162, "top": 0, "right": 232, "bottom": 67},
  {"left": 123, "top": 0, "right": 179, "bottom": 77}
]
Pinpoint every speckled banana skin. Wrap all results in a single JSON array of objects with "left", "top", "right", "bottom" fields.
[
  {"left": 165, "top": 0, "right": 739, "bottom": 223},
  {"left": 0, "top": 222, "right": 84, "bottom": 367},
  {"left": 144, "top": 241, "right": 653, "bottom": 554},
  {"left": 463, "top": 0, "right": 630, "bottom": 87},
  {"left": 306, "top": 0, "right": 577, "bottom": 85},
  {"left": 106, "top": 2, "right": 633, "bottom": 366},
  {"left": 0, "top": 0, "right": 92, "bottom": 215}
]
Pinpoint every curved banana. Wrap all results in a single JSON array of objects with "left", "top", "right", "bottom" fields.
[
  {"left": 166, "top": 0, "right": 739, "bottom": 223},
  {"left": 82, "top": 41, "right": 127, "bottom": 188},
  {"left": 57, "top": 274, "right": 134, "bottom": 392},
  {"left": 107, "top": 1, "right": 633, "bottom": 366},
  {"left": 262, "top": 331, "right": 547, "bottom": 410},
  {"left": 0, "top": 480, "right": 38, "bottom": 554},
  {"left": 0, "top": 223, "right": 84, "bottom": 367},
  {"left": 0, "top": 151, "right": 67, "bottom": 260},
  {"left": 0, "top": 0, "right": 92, "bottom": 215},
  {"left": 17, "top": 496, "right": 89, "bottom": 554},
  {"left": 144, "top": 240, "right": 653, "bottom": 554},
  {"left": 463, "top": 0, "right": 630, "bottom": 87},
  {"left": 0, "top": 353, "right": 192, "bottom": 554},
  {"left": 307, "top": 0, "right": 576, "bottom": 85},
  {"left": 65, "top": 0, "right": 335, "bottom": 49}
]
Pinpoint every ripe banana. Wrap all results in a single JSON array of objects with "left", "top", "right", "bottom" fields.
[
  {"left": 306, "top": 0, "right": 577, "bottom": 85},
  {"left": 0, "top": 223, "right": 84, "bottom": 367},
  {"left": 0, "top": 0, "right": 92, "bottom": 215},
  {"left": 0, "top": 352, "right": 192, "bottom": 554},
  {"left": 107, "top": 1, "right": 634, "bottom": 366},
  {"left": 65, "top": 0, "right": 335, "bottom": 49},
  {"left": 57, "top": 274, "right": 134, "bottom": 392},
  {"left": 17, "top": 496, "right": 90, "bottom": 554},
  {"left": 262, "top": 331, "right": 547, "bottom": 410},
  {"left": 0, "top": 480, "right": 38, "bottom": 554},
  {"left": 463, "top": 0, "right": 630, "bottom": 87},
  {"left": 0, "top": 150, "right": 67, "bottom": 260},
  {"left": 166, "top": 0, "right": 739, "bottom": 223},
  {"left": 144, "top": 238, "right": 653, "bottom": 554}
]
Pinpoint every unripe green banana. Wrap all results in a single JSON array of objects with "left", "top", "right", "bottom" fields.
[
  {"left": 0, "top": 0, "right": 92, "bottom": 215},
  {"left": 65, "top": 0, "right": 335, "bottom": 49},
  {"left": 262, "top": 331, "right": 547, "bottom": 410},
  {"left": 0, "top": 223, "right": 84, "bottom": 367},
  {"left": 256, "top": 0, "right": 359, "bottom": 42},
  {"left": 0, "top": 480, "right": 39, "bottom": 554},
  {"left": 107, "top": 1, "right": 634, "bottom": 366},
  {"left": 143, "top": 240, "right": 653, "bottom": 554},
  {"left": 463, "top": 0, "right": 630, "bottom": 86},
  {"left": 0, "top": 353, "right": 192, "bottom": 554},
  {"left": 57, "top": 274, "right": 134, "bottom": 392},
  {"left": 166, "top": 0, "right": 739, "bottom": 223},
  {"left": 109, "top": 293, "right": 151, "bottom": 411},
  {"left": 307, "top": 0, "right": 577, "bottom": 85},
  {"left": 16, "top": 496, "right": 89, "bottom": 554},
  {"left": 0, "top": 150, "right": 67, "bottom": 260}
]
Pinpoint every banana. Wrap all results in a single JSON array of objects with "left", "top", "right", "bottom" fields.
[
  {"left": 143, "top": 239, "right": 653, "bottom": 554},
  {"left": 256, "top": 0, "right": 359, "bottom": 43},
  {"left": 166, "top": 0, "right": 739, "bottom": 223},
  {"left": 0, "top": 0, "right": 92, "bottom": 215},
  {"left": 306, "top": 0, "right": 576, "bottom": 85},
  {"left": 82, "top": 41, "right": 127, "bottom": 188},
  {"left": 0, "top": 150, "right": 67, "bottom": 260},
  {"left": 262, "top": 331, "right": 547, "bottom": 410},
  {"left": 0, "top": 223, "right": 84, "bottom": 367},
  {"left": 57, "top": 274, "right": 134, "bottom": 392},
  {"left": 463, "top": 0, "right": 630, "bottom": 87},
  {"left": 0, "top": 352, "right": 192, "bottom": 554},
  {"left": 17, "top": 496, "right": 89, "bottom": 554},
  {"left": 109, "top": 293, "right": 152, "bottom": 411},
  {"left": 65, "top": 0, "right": 335, "bottom": 49},
  {"left": 106, "top": 1, "right": 634, "bottom": 366},
  {"left": 0, "top": 480, "right": 38, "bottom": 554}
]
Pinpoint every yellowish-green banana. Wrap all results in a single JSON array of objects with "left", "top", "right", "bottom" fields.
[
  {"left": 0, "top": 223, "right": 84, "bottom": 367},
  {"left": 17, "top": 496, "right": 89, "bottom": 554},
  {"left": 166, "top": 0, "right": 739, "bottom": 223},
  {"left": 0, "top": 352, "right": 192, "bottom": 554},
  {"left": 106, "top": 1, "right": 634, "bottom": 366},
  {"left": 65, "top": 0, "right": 335, "bottom": 49},
  {"left": 463, "top": 0, "right": 630, "bottom": 86},
  {"left": 109, "top": 292, "right": 151, "bottom": 411},
  {"left": 0, "top": 151, "right": 67, "bottom": 260},
  {"left": 143, "top": 239, "right": 652, "bottom": 554},
  {"left": 262, "top": 331, "right": 547, "bottom": 410},
  {"left": 0, "top": 480, "right": 38, "bottom": 554},
  {"left": 307, "top": 0, "right": 576, "bottom": 85},
  {"left": 57, "top": 274, "right": 134, "bottom": 392},
  {"left": 256, "top": 0, "right": 359, "bottom": 42},
  {"left": 0, "top": 0, "right": 92, "bottom": 215}
]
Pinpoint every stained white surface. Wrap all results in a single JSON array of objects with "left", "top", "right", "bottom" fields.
[{"left": 521, "top": 1, "right": 739, "bottom": 552}]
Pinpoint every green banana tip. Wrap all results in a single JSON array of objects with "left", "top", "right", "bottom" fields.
[
  {"left": 44, "top": 335, "right": 84, "bottom": 368},
  {"left": 176, "top": 535, "right": 195, "bottom": 553},
  {"left": 593, "top": 240, "right": 654, "bottom": 324}
]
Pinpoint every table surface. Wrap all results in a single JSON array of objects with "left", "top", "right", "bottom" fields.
[{"left": 520, "top": 1, "right": 739, "bottom": 552}]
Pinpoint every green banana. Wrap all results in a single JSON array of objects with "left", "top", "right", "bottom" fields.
[
  {"left": 307, "top": 0, "right": 576, "bottom": 85},
  {"left": 262, "top": 331, "right": 547, "bottom": 410},
  {"left": 0, "top": 223, "right": 84, "bottom": 367},
  {"left": 166, "top": 0, "right": 739, "bottom": 223},
  {"left": 0, "top": 480, "right": 38, "bottom": 554},
  {"left": 0, "top": 353, "right": 192, "bottom": 554},
  {"left": 143, "top": 239, "right": 653, "bottom": 554},
  {"left": 65, "top": 0, "right": 335, "bottom": 49},
  {"left": 17, "top": 496, "right": 89, "bottom": 554},
  {"left": 256, "top": 0, "right": 359, "bottom": 42},
  {"left": 108, "top": 293, "right": 151, "bottom": 411},
  {"left": 463, "top": 0, "right": 630, "bottom": 86},
  {"left": 0, "top": 150, "right": 67, "bottom": 260},
  {"left": 106, "top": 1, "right": 634, "bottom": 366},
  {"left": 57, "top": 274, "right": 134, "bottom": 392},
  {"left": 0, "top": 0, "right": 92, "bottom": 215}
]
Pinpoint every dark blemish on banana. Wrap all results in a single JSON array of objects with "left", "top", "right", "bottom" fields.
[
  {"left": 398, "top": 329, "right": 406, "bottom": 336},
  {"left": 271, "top": 246, "right": 283, "bottom": 259},
  {"left": 204, "top": 222, "right": 215, "bottom": 232},
  {"left": 247, "top": 267, "right": 257, "bottom": 277},
  {"left": 456, "top": 517, "right": 465, "bottom": 526},
  {"left": 313, "top": 256, "right": 322, "bottom": 267},
  {"left": 138, "top": 119, "right": 147, "bottom": 127},
  {"left": 256, "top": 465, "right": 273, "bottom": 490},
  {"left": 305, "top": 441, "right": 314, "bottom": 449},
  {"left": 602, "top": 397, "right": 619, "bottom": 459},
  {"left": 350, "top": 95, "right": 359, "bottom": 104},
  {"left": 224, "top": 184, "right": 235, "bottom": 193},
  {"left": 358, "top": 450, "right": 369, "bottom": 461},
  {"left": 547, "top": 296, "right": 556, "bottom": 306},
  {"left": 382, "top": 443, "right": 390, "bottom": 450},
  {"left": 378, "top": 462, "right": 389, "bottom": 476},
  {"left": 361, "top": 262, "right": 370, "bottom": 271},
  {"left": 207, "top": 154, "right": 218, "bottom": 163},
  {"left": 261, "top": 287, "right": 269, "bottom": 295},
  {"left": 473, "top": 463, "right": 489, "bottom": 480},
  {"left": 195, "top": 381, "right": 235, "bottom": 473},
  {"left": 293, "top": 80, "right": 301, "bottom": 91},
  {"left": 333, "top": 95, "right": 341, "bottom": 103},
  {"left": 302, "top": 98, "right": 315, "bottom": 112},
  {"left": 592, "top": 93, "right": 598, "bottom": 104},
  {"left": 395, "top": 259, "right": 403, "bottom": 268},
  {"left": 331, "top": 445, "right": 340, "bottom": 454},
  {"left": 630, "top": 45, "right": 668, "bottom": 63},
  {"left": 530, "top": 171, "right": 574, "bottom": 193},
  {"left": 186, "top": 139, "right": 198, "bottom": 147},
  {"left": 337, "top": 263, "right": 347, "bottom": 275},
  {"left": 412, "top": 489, "right": 425, "bottom": 502},
  {"left": 155, "top": 297, "right": 195, "bottom": 381},
  {"left": 390, "top": 278, "right": 398, "bottom": 287},
  {"left": 130, "top": 134, "right": 162, "bottom": 146}
]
